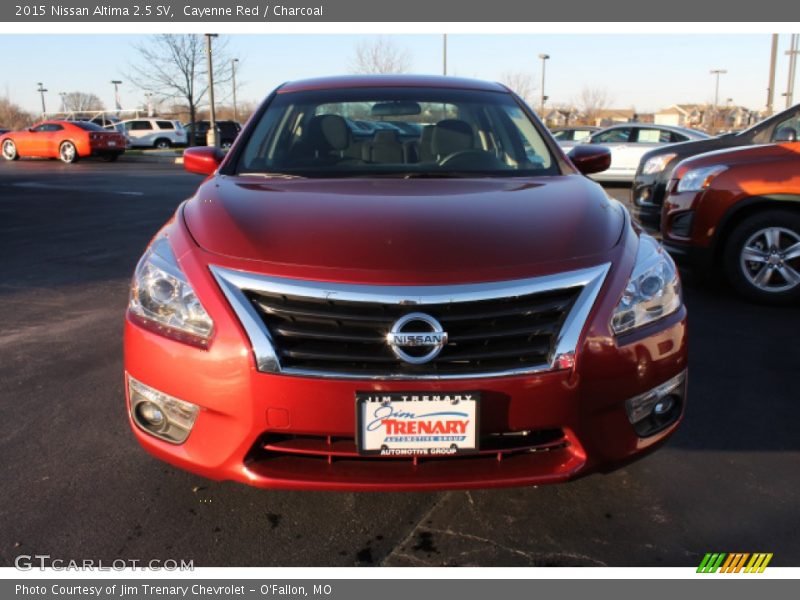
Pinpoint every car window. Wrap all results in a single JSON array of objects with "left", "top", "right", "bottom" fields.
[
  {"left": 551, "top": 130, "right": 570, "bottom": 141},
  {"left": 235, "top": 87, "right": 558, "bottom": 178},
  {"left": 635, "top": 128, "right": 672, "bottom": 143},
  {"left": 573, "top": 129, "right": 594, "bottom": 142},
  {"left": 772, "top": 113, "right": 800, "bottom": 141},
  {"left": 71, "top": 121, "right": 104, "bottom": 132},
  {"left": 157, "top": 121, "right": 175, "bottom": 130},
  {"left": 31, "top": 124, "right": 50, "bottom": 133},
  {"left": 592, "top": 128, "right": 632, "bottom": 144},
  {"left": 128, "top": 121, "right": 153, "bottom": 131}
]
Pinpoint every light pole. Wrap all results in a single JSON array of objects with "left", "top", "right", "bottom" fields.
[
  {"left": 205, "top": 33, "right": 219, "bottom": 148},
  {"left": 232, "top": 58, "right": 239, "bottom": 122},
  {"left": 111, "top": 80, "right": 123, "bottom": 112},
  {"left": 539, "top": 53, "right": 550, "bottom": 117},
  {"left": 443, "top": 34, "right": 447, "bottom": 76},
  {"left": 766, "top": 33, "right": 779, "bottom": 116},
  {"left": 786, "top": 34, "right": 799, "bottom": 109},
  {"left": 37, "top": 82, "right": 48, "bottom": 118},
  {"left": 59, "top": 92, "right": 67, "bottom": 113},
  {"left": 710, "top": 69, "right": 727, "bottom": 108}
]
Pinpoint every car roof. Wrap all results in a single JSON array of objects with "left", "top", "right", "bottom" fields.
[{"left": 278, "top": 74, "right": 509, "bottom": 94}]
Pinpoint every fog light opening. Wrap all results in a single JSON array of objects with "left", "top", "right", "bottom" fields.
[
  {"left": 625, "top": 371, "right": 686, "bottom": 438},
  {"left": 128, "top": 375, "right": 199, "bottom": 444}
]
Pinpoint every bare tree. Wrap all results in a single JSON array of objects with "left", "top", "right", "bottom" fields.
[
  {"left": 499, "top": 71, "right": 538, "bottom": 108},
  {"left": 350, "top": 37, "right": 411, "bottom": 74},
  {"left": 576, "top": 86, "right": 612, "bottom": 126},
  {"left": 126, "top": 34, "right": 233, "bottom": 144},
  {"left": 0, "top": 96, "right": 33, "bottom": 129},
  {"left": 63, "top": 91, "right": 105, "bottom": 112}
]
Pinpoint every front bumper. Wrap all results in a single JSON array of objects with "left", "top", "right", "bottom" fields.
[{"left": 124, "top": 308, "right": 688, "bottom": 491}]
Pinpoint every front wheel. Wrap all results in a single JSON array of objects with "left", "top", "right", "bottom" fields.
[
  {"left": 59, "top": 141, "right": 79, "bottom": 164},
  {"left": 2, "top": 139, "right": 19, "bottom": 161},
  {"left": 723, "top": 209, "right": 800, "bottom": 304}
]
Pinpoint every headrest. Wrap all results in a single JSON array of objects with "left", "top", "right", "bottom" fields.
[
  {"left": 307, "top": 114, "right": 350, "bottom": 152},
  {"left": 373, "top": 129, "right": 399, "bottom": 144},
  {"left": 432, "top": 119, "right": 474, "bottom": 157}
]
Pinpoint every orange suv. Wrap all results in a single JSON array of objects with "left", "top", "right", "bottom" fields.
[{"left": 662, "top": 142, "right": 800, "bottom": 304}]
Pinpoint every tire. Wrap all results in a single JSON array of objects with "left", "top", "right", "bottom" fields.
[
  {"left": 58, "top": 141, "right": 79, "bottom": 164},
  {"left": 102, "top": 152, "right": 121, "bottom": 162},
  {"left": 221, "top": 141, "right": 232, "bottom": 150},
  {"left": 723, "top": 209, "right": 800, "bottom": 305},
  {"left": 2, "top": 139, "right": 18, "bottom": 161},
  {"left": 154, "top": 138, "right": 172, "bottom": 150}
]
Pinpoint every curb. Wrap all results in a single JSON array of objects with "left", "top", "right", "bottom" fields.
[{"left": 119, "top": 154, "right": 184, "bottom": 165}]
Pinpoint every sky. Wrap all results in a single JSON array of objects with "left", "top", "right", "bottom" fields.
[{"left": 0, "top": 34, "right": 797, "bottom": 116}]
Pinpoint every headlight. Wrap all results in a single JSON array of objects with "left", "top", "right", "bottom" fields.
[
  {"left": 641, "top": 153, "right": 676, "bottom": 175},
  {"left": 129, "top": 233, "right": 214, "bottom": 346},
  {"left": 611, "top": 235, "right": 682, "bottom": 335},
  {"left": 676, "top": 165, "right": 727, "bottom": 193}
]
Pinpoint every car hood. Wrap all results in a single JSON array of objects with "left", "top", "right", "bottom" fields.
[
  {"left": 675, "top": 143, "right": 800, "bottom": 175},
  {"left": 182, "top": 174, "right": 625, "bottom": 284}
]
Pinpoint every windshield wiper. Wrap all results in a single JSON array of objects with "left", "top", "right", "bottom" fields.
[{"left": 400, "top": 171, "right": 482, "bottom": 179}]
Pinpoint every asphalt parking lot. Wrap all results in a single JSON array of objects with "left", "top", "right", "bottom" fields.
[{"left": 0, "top": 159, "right": 798, "bottom": 567}]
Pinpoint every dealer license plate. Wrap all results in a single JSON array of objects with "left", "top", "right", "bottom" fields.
[
  {"left": 108, "top": 141, "right": 117, "bottom": 147},
  {"left": 356, "top": 392, "right": 479, "bottom": 456}
]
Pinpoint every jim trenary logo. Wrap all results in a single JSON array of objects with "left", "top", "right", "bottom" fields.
[{"left": 697, "top": 552, "right": 773, "bottom": 573}]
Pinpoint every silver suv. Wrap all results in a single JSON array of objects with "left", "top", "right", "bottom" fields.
[{"left": 120, "top": 119, "right": 186, "bottom": 149}]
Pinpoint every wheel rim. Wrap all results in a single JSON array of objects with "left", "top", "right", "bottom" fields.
[
  {"left": 157, "top": 141, "right": 169, "bottom": 149},
  {"left": 2, "top": 140, "right": 14, "bottom": 159},
  {"left": 60, "top": 143, "right": 76, "bottom": 162},
  {"left": 739, "top": 226, "right": 800, "bottom": 293}
]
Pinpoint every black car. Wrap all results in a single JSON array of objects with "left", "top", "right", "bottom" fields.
[
  {"left": 185, "top": 120, "right": 242, "bottom": 148},
  {"left": 631, "top": 103, "right": 800, "bottom": 232}
]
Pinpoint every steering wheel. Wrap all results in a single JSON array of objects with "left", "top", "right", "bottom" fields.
[{"left": 437, "top": 149, "right": 505, "bottom": 170}]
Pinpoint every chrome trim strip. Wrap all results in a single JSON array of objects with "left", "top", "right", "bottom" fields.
[{"left": 210, "top": 263, "right": 611, "bottom": 380}]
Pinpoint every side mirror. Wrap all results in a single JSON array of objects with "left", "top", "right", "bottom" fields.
[
  {"left": 774, "top": 127, "right": 798, "bottom": 142},
  {"left": 183, "top": 146, "right": 224, "bottom": 176},
  {"left": 567, "top": 145, "right": 611, "bottom": 175}
]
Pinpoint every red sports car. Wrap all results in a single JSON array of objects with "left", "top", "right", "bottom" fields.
[
  {"left": 1, "top": 120, "right": 126, "bottom": 163},
  {"left": 124, "top": 75, "right": 688, "bottom": 491}
]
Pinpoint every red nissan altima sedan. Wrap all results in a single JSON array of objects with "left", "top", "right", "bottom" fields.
[{"left": 124, "top": 75, "right": 688, "bottom": 491}]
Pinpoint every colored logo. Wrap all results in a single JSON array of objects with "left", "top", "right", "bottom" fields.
[{"left": 697, "top": 553, "right": 773, "bottom": 573}]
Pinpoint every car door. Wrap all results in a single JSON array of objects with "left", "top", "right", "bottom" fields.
[
  {"left": 42, "top": 123, "right": 65, "bottom": 158},
  {"left": 590, "top": 127, "right": 634, "bottom": 176},
  {"left": 19, "top": 124, "right": 48, "bottom": 156},
  {"left": 126, "top": 120, "right": 155, "bottom": 146}
]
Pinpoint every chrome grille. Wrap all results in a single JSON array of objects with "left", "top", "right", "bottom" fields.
[
  {"left": 210, "top": 264, "right": 610, "bottom": 380},
  {"left": 247, "top": 288, "right": 577, "bottom": 376}
]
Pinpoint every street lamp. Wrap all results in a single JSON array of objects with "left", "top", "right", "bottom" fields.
[
  {"left": 110, "top": 80, "right": 123, "bottom": 112},
  {"left": 539, "top": 54, "right": 550, "bottom": 117},
  {"left": 205, "top": 33, "right": 219, "bottom": 148},
  {"left": 786, "top": 34, "right": 799, "bottom": 109},
  {"left": 37, "top": 82, "right": 48, "bottom": 118},
  {"left": 232, "top": 58, "right": 239, "bottom": 123},
  {"left": 710, "top": 69, "right": 727, "bottom": 108},
  {"left": 59, "top": 92, "right": 67, "bottom": 113},
  {"left": 443, "top": 34, "right": 448, "bottom": 76}
]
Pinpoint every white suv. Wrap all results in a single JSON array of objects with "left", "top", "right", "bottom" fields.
[{"left": 120, "top": 119, "right": 186, "bottom": 149}]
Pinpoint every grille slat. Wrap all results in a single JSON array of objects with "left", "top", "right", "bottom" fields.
[{"left": 246, "top": 284, "right": 582, "bottom": 377}]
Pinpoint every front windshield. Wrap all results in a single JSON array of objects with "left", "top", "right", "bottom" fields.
[{"left": 234, "top": 87, "right": 558, "bottom": 178}]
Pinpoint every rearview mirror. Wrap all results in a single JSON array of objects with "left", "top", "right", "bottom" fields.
[
  {"left": 183, "top": 146, "right": 224, "bottom": 176},
  {"left": 774, "top": 127, "right": 798, "bottom": 142},
  {"left": 371, "top": 101, "right": 422, "bottom": 117},
  {"left": 567, "top": 145, "right": 611, "bottom": 175}
]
